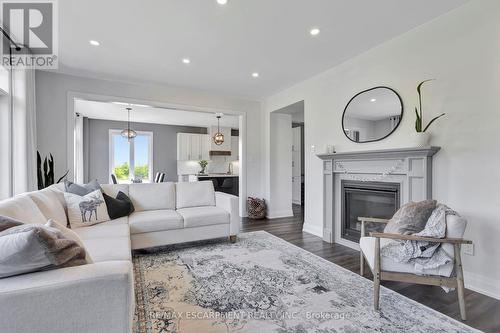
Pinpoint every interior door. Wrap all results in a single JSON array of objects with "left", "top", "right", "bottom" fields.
[{"left": 292, "top": 127, "right": 302, "bottom": 205}]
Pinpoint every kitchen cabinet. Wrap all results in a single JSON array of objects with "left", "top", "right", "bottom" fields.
[
  {"left": 230, "top": 136, "right": 239, "bottom": 161},
  {"left": 177, "top": 133, "right": 211, "bottom": 161}
]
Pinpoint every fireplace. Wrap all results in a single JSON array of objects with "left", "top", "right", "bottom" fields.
[{"left": 341, "top": 180, "right": 400, "bottom": 242}]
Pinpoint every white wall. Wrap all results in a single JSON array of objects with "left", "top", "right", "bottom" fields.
[
  {"left": 268, "top": 113, "right": 293, "bottom": 218},
  {"left": 263, "top": 0, "right": 500, "bottom": 299},
  {"left": 35, "top": 71, "right": 264, "bottom": 206}
]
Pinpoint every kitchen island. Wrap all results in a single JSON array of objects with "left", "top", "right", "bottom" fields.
[{"left": 195, "top": 174, "right": 239, "bottom": 196}]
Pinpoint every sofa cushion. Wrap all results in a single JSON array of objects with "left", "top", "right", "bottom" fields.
[
  {"left": 64, "top": 179, "right": 102, "bottom": 196},
  {"left": 128, "top": 183, "right": 175, "bottom": 211},
  {"left": 177, "top": 206, "right": 229, "bottom": 228},
  {"left": 0, "top": 194, "right": 47, "bottom": 224},
  {"left": 101, "top": 184, "right": 129, "bottom": 197},
  {"left": 73, "top": 222, "right": 130, "bottom": 240},
  {"left": 176, "top": 181, "right": 215, "bottom": 209},
  {"left": 0, "top": 223, "right": 87, "bottom": 278},
  {"left": 28, "top": 186, "right": 68, "bottom": 225},
  {"left": 65, "top": 190, "right": 110, "bottom": 228},
  {"left": 103, "top": 192, "right": 134, "bottom": 220},
  {"left": 82, "top": 237, "right": 131, "bottom": 262},
  {"left": 129, "top": 210, "right": 183, "bottom": 234},
  {"left": 359, "top": 236, "right": 454, "bottom": 277}
]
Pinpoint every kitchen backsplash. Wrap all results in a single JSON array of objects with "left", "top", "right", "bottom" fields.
[{"left": 177, "top": 157, "right": 239, "bottom": 175}]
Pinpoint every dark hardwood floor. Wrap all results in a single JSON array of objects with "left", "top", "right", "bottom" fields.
[{"left": 242, "top": 205, "right": 499, "bottom": 333}]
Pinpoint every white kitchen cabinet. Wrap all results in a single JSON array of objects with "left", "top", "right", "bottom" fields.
[
  {"left": 230, "top": 136, "right": 239, "bottom": 161},
  {"left": 177, "top": 133, "right": 211, "bottom": 161}
]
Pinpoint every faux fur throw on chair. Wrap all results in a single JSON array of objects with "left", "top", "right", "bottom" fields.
[{"left": 381, "top": 204, "right": 458, "bottom": 276}]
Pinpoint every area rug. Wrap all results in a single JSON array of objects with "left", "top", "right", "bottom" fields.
[{"left": 132, "top": 231, "right": 477, "bottom": 333}]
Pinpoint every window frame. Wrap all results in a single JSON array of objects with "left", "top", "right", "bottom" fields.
[{"left": 109, "top": 129, "right": 153, "bottom": 183}]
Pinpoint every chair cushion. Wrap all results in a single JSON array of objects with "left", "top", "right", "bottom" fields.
[
  {"left": 177, "top": 206, "right": 229, "bottom": 228},
  {"left": 0, "top": 194, "right": 47, "bottom": 224},
  {"left": 176, "top": 181, "right": 215, "bottom": 209},
  {"left": 359, "top": 236, "right": 454, "bottom": 277},
  {"left": 128, "top": 183, "right": 175, "bottom": 211},
  {"left": 82, "top": 236, "right": 131, "bottom": 262},
  {"left": 73, "top": 222, "right": 130, "bottom": 240},
  {"left": 384, "top": 200, "right": 437, "bottom": 235},
  {"left": 129, "top": 210, "right": 183, "bottom": 234},
  {"left": 28, "top": 186, "right": 68, "bottom": 225}
]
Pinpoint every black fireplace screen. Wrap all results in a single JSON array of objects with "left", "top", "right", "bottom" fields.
[{"left": 341, "top": 180, "right": 400, "bottom": 242}]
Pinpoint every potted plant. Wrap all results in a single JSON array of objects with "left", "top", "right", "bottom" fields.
[
  {"left": 413, "top": 79, "right": 445, "bottom": 147},
  {"left": 198, "top": 160, "right": 208, "bottom": 175},
  {"left": 37, "top": 151, "right": 69, "bottom": 190}
]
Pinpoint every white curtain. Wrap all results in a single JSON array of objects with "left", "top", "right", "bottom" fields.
[
  {"left": 11, "top": 67, "right": 38, "bottom": 195},
  {"left": 74, "top": 113, "right": 84, "bottom": 183},
  {"left": 0, "top": 63, "right": 37, "bottom": 199}
]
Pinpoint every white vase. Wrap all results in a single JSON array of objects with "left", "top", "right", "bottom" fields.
[{"left": 411, "top": 132, "right": 431, "bottom": 147}]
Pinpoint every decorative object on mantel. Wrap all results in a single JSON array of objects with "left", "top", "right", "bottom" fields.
[
  {"left": 335, "top": 159, "right": 405, "bottom": 182},
  {"left": 413, "top": 79, "right": 446, "bottom": 147},
  {"left": 342, "top": 86, "right": 403, "bottom": 143},
  {"left": 120, "top": 107, "right": 137, "bottom": 141},
  {"left": 213, "top": 113, "right": 225, "bottom": 145},
  {"left": 198, "top": 160, "right": 208, "bottom": 175},
  {"left": 326, "top": 145, "right": 336, "bottom": 154}
]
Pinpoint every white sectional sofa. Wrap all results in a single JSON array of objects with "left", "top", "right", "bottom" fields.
[{"left": 0, "top": 181, "right": 239, "bottom": 333}]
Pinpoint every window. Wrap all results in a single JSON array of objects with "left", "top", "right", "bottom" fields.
[{"left": 109, "top": 130, "right": 153, "bottom": 183}]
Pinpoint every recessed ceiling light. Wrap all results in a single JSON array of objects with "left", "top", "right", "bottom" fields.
[
  {"left": 89, "top": 40, "right": 100, "bottom": 46},
  {"left": 217, "top": 0, "right": 228, "bottom": 4},
  {"left": 370, "top": 98, "right": 377, "bottom": 102},
  {"left": 309, "top": 28, "right": 320, "bottom": 36},
  {"left": 252, "top": 72, "right": 259, "bottom": 78},
  {"left": 182, "top": 58, "right": 191, "bottom": 64}
]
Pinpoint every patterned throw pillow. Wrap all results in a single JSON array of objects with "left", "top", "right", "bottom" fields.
[
  {"left": 384, "top": 200, "right": 437, "bottom": 235},
  {"left": 64, "top": 190, "right": 110, "bottom": 228}
]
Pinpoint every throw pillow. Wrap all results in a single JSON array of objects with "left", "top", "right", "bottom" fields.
[
  {"left": 64, "top": 179, "right": 102, "bottom": 196},
  {"left": 103, "top": 191, "right": 135, "bottom": 220},
  {"left": 384, "top": 200, "right": 437, "bottom": 235},
  {"left": 64, "top": 189, "right": 110, "bottom": 228},
  {"left": 45, "top": 219, "right": 93, "bottom": 263},
  {"left": 0, "top": 224, "right": 87, "bottom": 278},
  {"left": 0, "top": 215, "right": 23, "bottom": 232}
]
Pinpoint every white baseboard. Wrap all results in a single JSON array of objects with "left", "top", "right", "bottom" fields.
[
  {"left": 302, "top": 223, "right": 323, "bottom": 238},
  {"left": 266, "top": 209, "right": 293, "bottom": 219},
  {"left": 464, "top": 270, "right": 500, "bottom": 300}
]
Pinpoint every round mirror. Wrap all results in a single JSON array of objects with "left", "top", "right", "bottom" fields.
[{"left": 342, "top": 86, "right": 403, "bottom": 143}]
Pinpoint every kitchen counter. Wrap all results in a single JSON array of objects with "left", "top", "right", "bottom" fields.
[{"left": 197, "top": 174, "right": 239, "bottom": 178}]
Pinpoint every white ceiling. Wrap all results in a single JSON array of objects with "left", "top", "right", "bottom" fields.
[
  {"left": 75, "top": 99, "right": 239, "bottom": 128},
  {"left": 54, "top": 0, "right": 468, "bottom": 98}
]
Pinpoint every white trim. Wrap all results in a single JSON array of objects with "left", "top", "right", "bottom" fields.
[
  {"left": 67, "top": 91, "right": 247, "bottom": 216},
  {"left": 266, "top": 209, "right": 294, "bottom": 219},
  {"left": 302, "top": 223, "right": 323, "bottom": 238},
  {"left": 464, "top": 270, "right": 500, "bottom": 300}
]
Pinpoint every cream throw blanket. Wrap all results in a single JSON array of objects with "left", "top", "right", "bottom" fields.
[{"left": 381, "top": 204, "right": 457, "bottom": 277}]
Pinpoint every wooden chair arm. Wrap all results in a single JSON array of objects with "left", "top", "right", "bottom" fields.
[
  {"left": 369, "top": 232, "right": 472, "bottom": 244},
  {"left": 358, "top": 217, "right": 390, "bottom": 224}
]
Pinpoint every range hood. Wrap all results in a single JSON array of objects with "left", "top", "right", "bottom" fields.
[{"left": 209, "top": 150, "right": 231, "bottom": 156}]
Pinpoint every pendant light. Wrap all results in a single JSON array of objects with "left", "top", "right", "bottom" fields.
[
  {"left": 121, "top": 107, "right": 137, "bottom": 141},
  {"left": 213, "top": 113, "right": 224, "bottom": 145}
]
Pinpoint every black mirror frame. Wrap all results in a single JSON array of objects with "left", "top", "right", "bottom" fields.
[{"left": 342, "top": 86, "right": 404, "bottom": 143}]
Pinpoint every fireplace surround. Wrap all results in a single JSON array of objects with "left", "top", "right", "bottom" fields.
[{"left": 317, "top": 147, "right": 440, "bottom": 249}]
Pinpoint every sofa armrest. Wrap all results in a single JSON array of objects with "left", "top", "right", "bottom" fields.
[
  {"left": 0, "top": 261, "right": 134, "bottom": 333},
  {"left": 215, "top": 191, "right": 240, "bottom": 236}
]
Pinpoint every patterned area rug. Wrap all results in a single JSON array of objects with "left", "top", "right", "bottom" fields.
[{"left": 133, "top": 231, "right": 477, "bottom": 333}]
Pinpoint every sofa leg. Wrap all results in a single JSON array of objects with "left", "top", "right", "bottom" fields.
[{"left": 229, "top": 235, "right": 237, "bottom": 243}]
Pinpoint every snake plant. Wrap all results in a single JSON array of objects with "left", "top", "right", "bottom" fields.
[
  {"left": 37, "top": 151, "right": 69, "bottom": 190},
  {"left": 415, "top": 79, "right": 445, "bottom": 132}
]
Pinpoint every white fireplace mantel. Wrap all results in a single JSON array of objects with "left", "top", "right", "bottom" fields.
[{"left": 316, "top": 146, "right": 440, "bottom": 248}]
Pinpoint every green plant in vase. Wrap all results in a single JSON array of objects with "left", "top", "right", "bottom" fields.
[
  {"left": 37, "top": 151, "right": 69, "bottom": 190},
  {"left": 413, "top": 79, "right": 445, "bottom": 146},
  {"left": 198, "top": 160, "right": 208, "bottom": 175}
]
